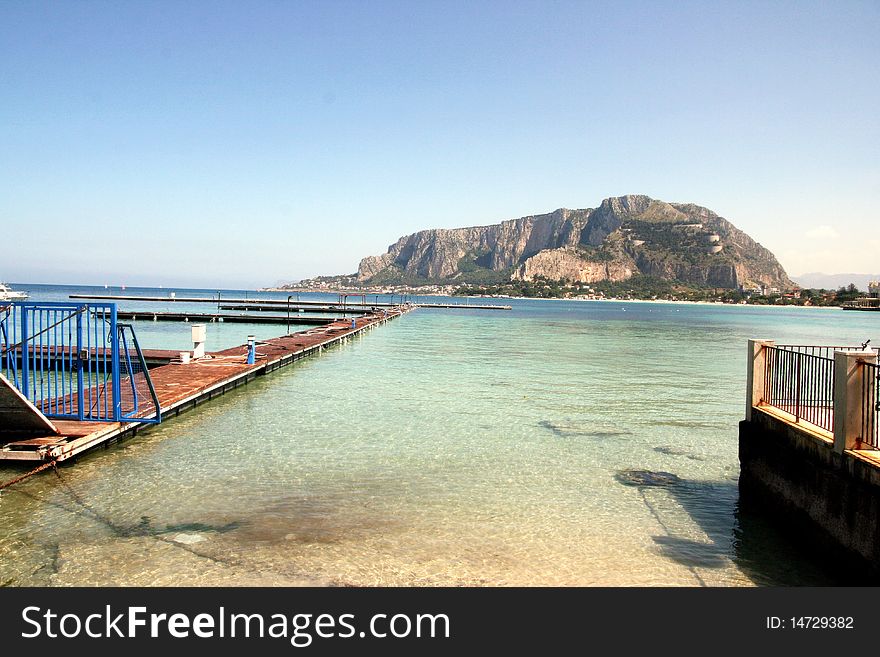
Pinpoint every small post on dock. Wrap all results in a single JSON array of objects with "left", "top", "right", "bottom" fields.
[
  {"left": 832, "top": 349, "right": 878, "bottom": 453},
  {"left": 247, "top": 335, "right": 256, "bottom": 364},
  {"left": 192, "top": 324, "right": 206, "bottom": 359},
  {"left": 746, "top": 339, "right": 774, "bottom": 421}
]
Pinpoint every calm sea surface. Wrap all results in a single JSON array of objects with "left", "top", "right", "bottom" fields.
[{"left": 1, "top": 284, "right": 877, "bottom": 586}]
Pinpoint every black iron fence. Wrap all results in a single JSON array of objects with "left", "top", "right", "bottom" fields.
[
  {"left": 763, "top": 345, "right": 836, "bottom": 432},
  {"left": 762, "top": 344, "right": 879, "bottom": 445},
  {"left": 775, "top": 344, "right": 879, "bottom": 360},
  {"left": 863, "top": 362, "right": 879, "bottom": 449}
]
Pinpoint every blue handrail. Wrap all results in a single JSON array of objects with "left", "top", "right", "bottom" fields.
[{"left": 0, "top": 302, "right": 160, "bottom": 424}]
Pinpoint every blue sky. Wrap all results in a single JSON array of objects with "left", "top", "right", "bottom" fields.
[{"left": 1, "top": 0, "right": 878, "bottom": 287}]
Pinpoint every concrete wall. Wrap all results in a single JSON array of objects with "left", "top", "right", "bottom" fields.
[{"left": 739, "top": 409, "right": 880, "bottom": 581}]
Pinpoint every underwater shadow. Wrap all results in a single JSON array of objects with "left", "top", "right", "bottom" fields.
[
  {"left": 615, "top": 469, "right": 845, "bottom": 585},
  {"left": 539, "top": 420, "right": 631, "bottom": 440}
]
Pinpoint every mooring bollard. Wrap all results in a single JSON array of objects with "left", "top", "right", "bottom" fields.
[{"left": 247, "top": 335, "right": 256, "bottom": 364}]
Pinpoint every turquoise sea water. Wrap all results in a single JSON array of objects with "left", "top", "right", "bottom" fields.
[{"left": 1, "top": 285, "right": 877, "bottom": 586}]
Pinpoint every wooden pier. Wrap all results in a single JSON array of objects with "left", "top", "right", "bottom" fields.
[{"left": 0, "top": 307, "right": 409, "bottom": 464}]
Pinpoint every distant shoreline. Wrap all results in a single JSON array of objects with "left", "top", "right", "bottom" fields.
[
  {"left": 483, "top": 296, "right": 841, "bottom": 310},
  {"left": 261, "top": 287, "right": 844, "bottom": 310}
]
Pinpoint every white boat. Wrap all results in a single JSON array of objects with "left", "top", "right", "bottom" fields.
[{"left": 0, "top": 283, "right": 28, "bottom": 301}]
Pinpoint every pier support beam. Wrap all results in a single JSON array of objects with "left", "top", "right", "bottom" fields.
[
  {"left": 833, "top": 350, "right": 878, "bottom": 453},
  {"left": 746, "top": 339, "right": 774, "bottom": 421}
]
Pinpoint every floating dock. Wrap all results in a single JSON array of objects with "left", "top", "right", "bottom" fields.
[
  {"left": 69, "top": 293, "right": 512, "bottom": 310},
  {"left": 116, "top": 311, "right": 336, "bottom": 325},
  {"left": 0, "top": 307, "right": 409, "bottom": 464},
  {"left": 218, "top": 305, "right": 371, "bottom": 314}
]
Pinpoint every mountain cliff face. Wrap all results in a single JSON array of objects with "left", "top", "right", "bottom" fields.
[{"left": 357, "top": 195, "right": 794, "bottom": 290}]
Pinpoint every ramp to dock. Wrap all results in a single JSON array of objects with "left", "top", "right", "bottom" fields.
[{"left": 0, "top": 373, "right": 59, "bottom": 437}]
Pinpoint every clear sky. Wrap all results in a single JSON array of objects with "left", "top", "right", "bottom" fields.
[{"left": 2, "top": 0, "right": 878, "bottom": 288}]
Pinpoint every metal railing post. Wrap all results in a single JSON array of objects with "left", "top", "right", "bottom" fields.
[
  {"left": 833, "top": 349, "right": 878, "bottom": 453},
  {"left": 746, "top": 339, "right": 775, "bottom": 421},
  {"left": 20, "top": 303, "right": 29, "bottom": 402},
  {"left": 76, "top": 309, "right": 84, "bottom": 420},
  {"left": 110, "top": 304, "right": 122, "bottom": 421}
]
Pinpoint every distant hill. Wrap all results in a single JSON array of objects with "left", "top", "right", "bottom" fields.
[
  {"left": 793, "top": 273, "right": 880, "bottom": 292},
  {"left": 357, "top": 195, "right": 793, "bottom": 290}
]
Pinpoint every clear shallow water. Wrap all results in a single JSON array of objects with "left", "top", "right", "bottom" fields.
[{"left": 1, "top": 285, "right": 877, "bottom": 586}]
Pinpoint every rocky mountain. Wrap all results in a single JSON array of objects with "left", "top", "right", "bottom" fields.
[{"left": 357, "top": 195, "right": 794, "bottom": 290}]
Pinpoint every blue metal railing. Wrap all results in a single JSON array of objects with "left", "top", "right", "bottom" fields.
[
  {"left": 0, "top": 304, "right": 16, "bottom": 386},
  {"left": 0, "top": 302, "right": 160, "bottom": 424},
  {"left": 118, "top": 323, "right": 160, "bottom": 422}
]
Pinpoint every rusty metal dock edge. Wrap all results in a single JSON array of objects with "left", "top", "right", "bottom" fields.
[{"left": 739, "top": 407, "right": 880, "bottom": 581}]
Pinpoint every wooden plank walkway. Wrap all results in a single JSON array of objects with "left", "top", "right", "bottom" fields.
[{"left": 0, "top": 307, "right": 409, "bottom": 463}]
